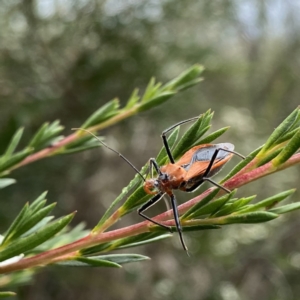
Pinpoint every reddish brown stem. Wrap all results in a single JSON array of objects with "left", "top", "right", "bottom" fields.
[{"left": 1, "top": 153, "right": 299, "bottom": 274}]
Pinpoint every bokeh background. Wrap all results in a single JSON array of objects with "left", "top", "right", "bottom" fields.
[{"left": 1, "top": 0, "right": 300, "bottom": 299}]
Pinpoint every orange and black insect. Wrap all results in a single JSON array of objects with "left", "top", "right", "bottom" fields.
[{"left": 74, "top": 117, "right": 244, "bottom": 251}]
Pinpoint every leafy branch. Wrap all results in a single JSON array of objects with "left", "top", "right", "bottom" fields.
[
  {"left": 0, "top": 64, "right": 204, "bottom": 179},
  {"left": 0, "top": 66, "right": 300, "bottom": 296}
]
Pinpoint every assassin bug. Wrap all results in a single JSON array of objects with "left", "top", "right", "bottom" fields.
[{"left": 73, "top": 117, "right": 244, "bottom": 252}]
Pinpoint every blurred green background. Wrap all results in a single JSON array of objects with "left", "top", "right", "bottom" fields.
[{"left": 1, "top": 0, "right": 300, "bottom": 299}]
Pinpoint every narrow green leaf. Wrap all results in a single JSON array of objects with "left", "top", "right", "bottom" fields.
[
  {"left": 137, "top": 92, "right": 176, "bottom": 112},
  {"left": 222, "top": 211, "right": 278, "bottom": 224},
  {"left": 191, "top": 125, "right": 211, "bottom": 145},
  {"left": 121, "top": 186, "right": 149, "bottom": 212},
  {"left": 0, "top": 213, "right": 75, "bottom": 262},
  {"left": 118, "top": 233, "right": 172, "bottom": 249},
  {"left": 269, "top": 203, "right": 300, "bottom": 214},
  {"left": 156, "top": 127, "right": 180, "bottom": 164},
  {"left": 80, "top": 242, "right": 113, "bottom": 255},
  {"left": 272, "top": 129, "right": 300, "bottom": 167},
  {"left": 259, "top": 107, "right": 299, "bottom": 154},
  {"left": 209, "top": 191, "right": 236, "bottom": 216},
  {"left": 192, "top": 127, "right": 229, "bottom": 147},
  {"left": 197, "top": 110, "right": 213, "bottom": 130},
  {"left": 0, "top": 292, "right": 16, "bottom": 298},
  {"left": 65, "top": 134, "right": 94, "bottom": 149},
  {"left": 175, "top": 77, "right": 204, "bottom": 91},
  {"left": 118, "top": 232, "right": 169, "bottom": 247},
  {"left": 1, "top": 203, "right": 29, "bottom": 245},
  {"left": 141, "top": 77, "right": 162, "bottom": 102},
  {"left": 0, "top": 148, "right": 34, "bottom": 173},
  {"left": 3, "top": 128, "right": 24, "bottom": 158},
  {"left": 28, "top": 122, "right": 49, "bottom": 148},
  {"left": 44, "top": 120, "right": 58, "bottom": 132},
  {"left": 162, "top": 64, "right": 205, "bottom": 91},
  {"left": 275, "top": 128, "right": 299, "bottom": 145},
  {"left": 58, "top": 257, "right": 121, "bottom": 268},
  {"left": 125, "top": 88, "right": 140, "bottom": 109},
  {"left": 34, "top": 120, "right": 64, "bottom": 149},
  {"left": 30, "top": 191, "right": 48, "bottom": 211},
  {"left": 23, "top": 216, "right": 54, "bottom": 236},
  {"left": 0, "top": 178, "right": 16, "bottom": 189},
  {"left": 75, "top": 257, "right": 121, "bottom": 268},
  {"left": 13, "top": 203, "right": 57, "bottom": 238},
  {"left": 81, "top": 99, "right": 120, "bottom": 129},
  {"left": 30, "top": 200, "right": 47, "bottom": 215},
  {"left": 62, "top": 141, "right": 101, "bottom": 155},
  {"left": 188, "top": 192, "right": 234, "bottom": 219},
  {"left": 91, "top": 254, "right": 150, "bottom": 264},
  {"left": 213, "top": 196, "right": 255, "bottom": 217},
  {"left": 183, "top": 224, "right": 221, "bottom": 231},
  {"left": 182, "top": 189, "right": 220, "bottom": 219},
  {"left": 171, "top": 113, "right": 205, "bottom": 159},
  {"left": 256, "top": 148, "right": 282, "bottom": 167},
  {"left": 237, "top": 189, "right": 295, "bottom": 213}
]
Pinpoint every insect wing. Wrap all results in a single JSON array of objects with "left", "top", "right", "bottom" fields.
[
  {"left": 176, "top": 144, "right": 211, "bottom": 166},
  {"left": 184, "top": 144, "right": 234, "bottom": 179}
]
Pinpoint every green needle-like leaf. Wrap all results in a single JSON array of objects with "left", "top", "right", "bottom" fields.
[
  {"left": 0, "top": 213, "right": 75, "bottom": 262},
  {"left": 58, "top": 257, "right": 121, "bottom": 268},
  {"left": 2, "top": 203, "right": 29, "bottom": 245},
  {"left": 258, "top": 107, "right": 299, "bottom": 155},
  {"left": 0, "top": 148, "right": 34, "bottom": 173},
  {"left": 62, "top": 140, "right": 101, "bottom": 155},
  {"left": 81, "top": 99, "right": 120, "bottom": 129},
  {"left": 183, "top": 224, "right": 221, "bottom": 231},
  {"left": 141, "top": 77, "right": 162, "bottom": 102},
  {"left": 91, "top": 254, "right": 150, "bottom": 264},
  {"left": 187, "top": 191, "right": 234, "bottom": 219},
  {"left": 125, "top": 88, "right": 140, "bottom": 109},
  {"left": 237, "top": 189, "right": 295, "bottom": 213},
  {"left": 272, "top": 129, "right": 300, "bottom": 167},
  {"left": 121, "top": 186, "right": 150, "bottom": 213},
  {"left": 28, "top": 123, "right": 49, "bottom": 148},
  {"left": 14, "top": 203, "right": 57, "bottom": 239},
  {"left": 193, "top": 127, "right": 229, "bottom": 146},
  {"left": 0, "top": 178, "right": 16, "bottom": 189},
  {"left": 3, "top": 128, "right": 24, "bottom": 158},
  {"left": 269, "top": 203, "right": 300, "bottom": 214},
  {"left": 162, "top": 64, "right": 204, "bottom": 91},
  {"left": 222, "top": 211, "right": 278, "bottom": 224},
  {"left": 74, "top": 257, "right": 121, "bottom": 268},
  {"left": 118, "top": 233, "right": 172, "bottom": 249},
  {"left": 171, "top": 113, "right": 205, "bottom": 159},
  {"left": 213, "top": 196, "right": 255, "bottom": 217},
  {"left": 30, "top": 191, "right": 48, "bottom": 211},
  {"left": 0, "top": 291, "right": 16, "bottom": 298},
  {"left": 137, "top": 91, "right": 176, "bottom": 112},
  {"left": 182, "top": 189, "right": 220, "bottom": 219}
]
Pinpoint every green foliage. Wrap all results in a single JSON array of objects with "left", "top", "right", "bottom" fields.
[{"left": 0, "top": 67, "right": 299, "bottom": 298}]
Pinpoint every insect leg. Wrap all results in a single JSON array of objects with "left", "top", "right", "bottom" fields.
[
  {"left": 149, "top": 158, "right": 162, "bottom": 176},
  {"left": 202, "top": 148, "right": 231, "bottom": 193},
  {"left": 137, "top": 193, "right": 172, "bottom": 232},
  {"left": 170, "top": 193, "right": 188, "bottom": 251},
  {"left": 161, "top": 116, "right": 199, "bottom": 164}
]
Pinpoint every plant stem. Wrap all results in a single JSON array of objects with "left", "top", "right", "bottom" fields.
[
  {"left": 8, "top": 108, "right": 137, "bottom": 173},
  {"left": 1, "top": 153, "right": 299, "bottom": 274}
]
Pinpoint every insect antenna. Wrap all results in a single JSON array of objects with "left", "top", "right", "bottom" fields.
[{"left": 72, "top": 128, "right": 146, "bottom": 182}]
